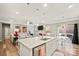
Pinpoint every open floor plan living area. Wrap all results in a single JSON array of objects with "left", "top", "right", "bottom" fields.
[{"left": 0, "top": 3, "right": 79, "bottom": 56}]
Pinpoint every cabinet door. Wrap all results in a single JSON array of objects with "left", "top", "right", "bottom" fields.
[
  {"left": 19, "top": 43, "right": 32, "bottom": 56},
  {"left": 33, "top": 44, "right": 46, "bottom": 56},
  {"left": 46, "top": 39, "right": 57, "bottom": 56}
]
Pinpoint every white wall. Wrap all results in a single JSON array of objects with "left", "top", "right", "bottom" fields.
[
  {"left": 0, "top": 19, "right": 27, "bottom": 38},
  {"left": 78, "top": 24, "right": 79, "bottom": 41},
  {"left": 0, "top": 22, "right": 2, "bottom": 41},
  {"left": 0, "top": 16, "right": 79, "bottom": 40}
]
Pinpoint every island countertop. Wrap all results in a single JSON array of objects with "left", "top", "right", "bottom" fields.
[{"left": 18, "top": 36, "right": 56, "bottom": 49}]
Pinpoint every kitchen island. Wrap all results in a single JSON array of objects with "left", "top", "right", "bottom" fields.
[{"left": 18, "top": 36, "right": 57, "bottom": 56}]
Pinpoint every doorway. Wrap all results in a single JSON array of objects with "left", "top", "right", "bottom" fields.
[
  {"left": 2, "top": 23, "right": 10, "bottom": 40},
  {"left": 57, "top": 24, "right": 74, "bottom": 48}
]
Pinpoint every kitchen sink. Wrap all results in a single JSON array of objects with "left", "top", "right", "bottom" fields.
[{"left": 41, "top": 38, "right": 50, "bottom": 40}]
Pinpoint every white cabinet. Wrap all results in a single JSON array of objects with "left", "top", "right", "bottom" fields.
[
  {"left": 19, "top": 42, "right": 46, "bottom": 56},
  {"left": 18, "top": 37, "right": 57, "bottom": 56},
  {"left": 46, "top": 39, "right": 57, "bottom": 56},
  {"left": 19, "top": 42, "right": 32, "bottom": 56},
  {"left": 33, "top": 44, "right": 46, "bottom": 56}
]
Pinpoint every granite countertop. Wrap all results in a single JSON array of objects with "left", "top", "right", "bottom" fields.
[{"left": 18, "top": 36, "right": 56, "bottom": 49}]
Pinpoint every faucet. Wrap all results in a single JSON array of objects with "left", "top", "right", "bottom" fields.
[{"left": 39, "top": 33, "right": 43, "bottom": 39}]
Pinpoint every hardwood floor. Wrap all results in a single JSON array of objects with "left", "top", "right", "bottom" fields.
[
  {"left": 53, "top": 38, "right": 79, "bottom": 56},
  {"left": 54, "top": 44, "right": 79, "bottom": 56},
  {"left": 0, "top": 42, "right": 6, "bottom": 56},
  {"left": 0, "top": 39, "right": 18, "bottom": 56}
]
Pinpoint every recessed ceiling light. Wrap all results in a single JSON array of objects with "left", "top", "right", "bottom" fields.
[
  {"left": 68, "top": 5, "right": 73, "bottom": 8},
  {"left": 27, "top": 3, "right": 30, "bottom": 5},
  {"left": 36, "top": 8, "right": 39, "bottom": 11},
  {"left": 61, "top": 16, "right": 64, "bottom": 18},
  {"left": 42, "top": 12, "right": 46, "bottom": 15},
  {"left": 37, "top": 24, "right": 39, "bottom": 26},
  {"left": 16, "top": 11, "right": 19, "bottom": 14},
  {"left": 43, "top": 3, "right": 47, "bottom": 7}
]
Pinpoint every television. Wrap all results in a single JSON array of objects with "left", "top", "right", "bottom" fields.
[{"left": 38, "top": 25, "right": 43, "bottom": 30}]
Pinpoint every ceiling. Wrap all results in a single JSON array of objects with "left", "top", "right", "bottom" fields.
[{"left": 0, "top": 3, "right": 79, "bottom": 24}]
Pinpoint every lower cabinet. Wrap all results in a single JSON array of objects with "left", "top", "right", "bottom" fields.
[
  {"left": 19, "top": 42, "right": 32, "bottom": 56},
  {"left": 33, "top": 44, "right": 46, "bottom": 56},
  {"left": 46, "top": 39, "right": 57, "bottom": 56},
  {"left": 19, "top": 43, "right": 46, "bottom": 56},
  {"left": 19, "top": 39, "right": 57, "bottom": 56},
  {"left": 33, "top": 39, "right": 57, "bottom": 56}
]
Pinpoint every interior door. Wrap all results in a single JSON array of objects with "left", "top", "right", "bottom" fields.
[
  {"left": 4, "top": 25, "right": 10, "bottom": 39},
  {"left": 2, "top": 23, "right": 10, "bottom": 39}
]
